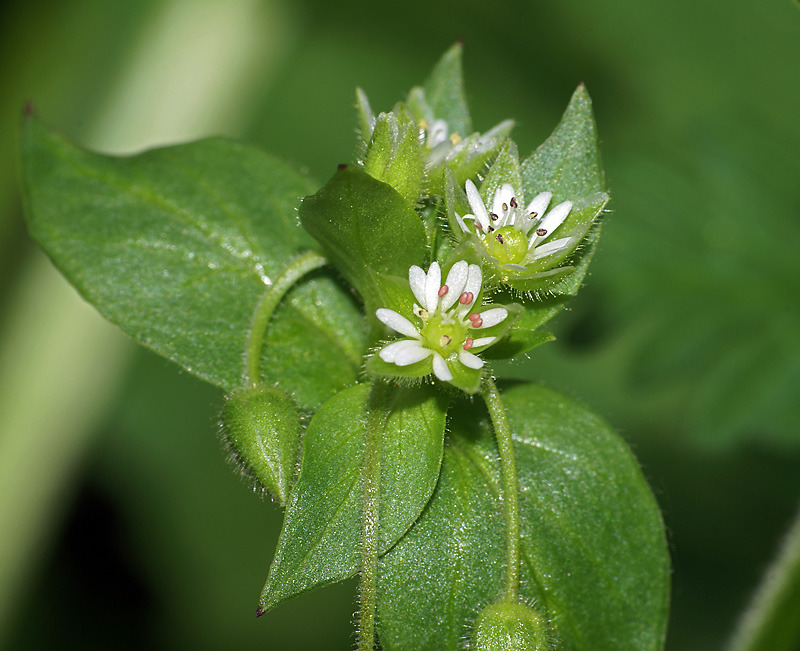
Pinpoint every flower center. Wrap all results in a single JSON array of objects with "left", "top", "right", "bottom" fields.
[
  {"left": 421, "top": 312, "right": 468, "bottom": 357},
  {"left": 485, "top": 225, "right": 528, "bottom": 265}
]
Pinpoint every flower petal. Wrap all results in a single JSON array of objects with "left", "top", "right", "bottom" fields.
[
  {"left": 521, "top": 192, "right": 553, "bottom": 234},
  {"left": 408, "top": 265, "right": 427, "bottom": 307},
  {"left": 394, "top": 343, "right": 433, "bottom": 366},
  {"left": 458, "top": 349, "right": 484, "bottom": 369},
  {"left": 431, "top": 353, "right": 453, "bottom": 381},
  {"left": 379, "top": 339, "right": 422, "bottom": 364},
  {"left": 535, "top": 201, "right": 573, "bottom": 242},
  {"left": 492, "top": 183, "right": 516, "bottom": 227},
  {"left": 425, "top": 261, "right": 442, "bottom": 313},
  {"left": 454, "top": 212, "right": 471, "bottom": 234},
  {"left": 473, "top": 307, "right": 507, "bottom": 328},
  {"left": 531, "top": 236, "right": 574, "bottom": 259},
  {"left": 470, "top": 336, "right": 496, "bottom": 348},
  {"left": 456, "top": 264, "right": 482, "bottom": 315},
  {"left": 465, "top": 180, "right": 490, "bottom": 230},
  {"left": 376, "top": 308, "right": 420, "bottom": 338},
  {"left": 441, "top": 260, "right": 469, "bottom": 310}
]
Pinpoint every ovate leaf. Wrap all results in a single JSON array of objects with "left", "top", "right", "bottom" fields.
[
  {"left": 21, "top": 119, "right": 364, "bottom": 407},
  {"left": 259, "top": 382, "right": 448, "bottom": 611},
  {"left": 299, "top": 166, "right": 428, "bottom": 326},
  {"left": 378, "top": 383, "right": 669, "bottom": 651},
  {"left": 423, "top": 42, "right": 472, "bottom": 138}
]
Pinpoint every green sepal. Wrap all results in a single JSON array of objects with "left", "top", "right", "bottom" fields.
[
  {"left": 220, "top": 385, "right": 301, "bottom": 506},
  {"left": 299, "top": 166, "right": 428, "bottom": 332},
  {"left": 420, "top": 42, "right": 471, "bottom": 138},
  {"left": 521, "top": 84, "right": 606, "bottom": 205},
  {"left": 479, "top": 139, "right": 523, "bottom": 208},
  {"left": 363, "top": 111, "right": 424, "bottom": 207},
  {"left": 471, "top": 602, "right": 554, "bottom": 651},
  {"left": 259, "top": 382, "right": 448, "bottom": 611},
  {"left": 355, "top": 87, "right": 376, "bottom": 154}
]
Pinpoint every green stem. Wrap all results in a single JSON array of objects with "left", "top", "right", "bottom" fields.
[
  {"left": 726, "top": 503, "right": 800, "bottom": 651},
  {"left": 358, "top": 380, "right": 392, "bottom": 651},
  {"left": 482, "top": 376, "right": 521, "bottom": 603},
  {"left": 244, "top": 250, "right": 327, "bottom": 385}
]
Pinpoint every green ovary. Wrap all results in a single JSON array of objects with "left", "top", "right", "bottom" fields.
[
  {"left": 421, "top": 314, "right": 468, "bottom": 356},
  {"left": 485, "top": 226, "right": 528, "bottom": 265}
]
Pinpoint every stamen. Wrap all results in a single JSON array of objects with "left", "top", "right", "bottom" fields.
[
  {"left": 529, "top": 211, "right": 538, "bottom": 219},
  {"left": 440, "top": 335, "right": 452, "bottom": 347},
  {"left": 496, "top": 233, "right": 504, "bottom": 244},
  {"left": 459, "top": 291, "right": 474, "bottom": 305},
  {"left": 468, "top": 312, "right": 481, "bottom": 322},
  {"left": 536, "top": 228, "right": 548, "bottom": 236},
  {"left": 419, "top": 119, "right": 428, "bottom": 129},
  {"left": 470, "top": 315, "right": 483, "bottom": 328},
  {"left": 463, "top": 338, "right": 474, "bottom": 351},
  {"left": 449, "top": 133, "right": 462, "bottom": 145},
  {"left": 488, "top": 225, "right": 495, "bottom": 232},
  {"left": 417, "top": 308, "right": 429, "bottom": 319},
  {"left": 438, "top": 285, "right": 449, "bottom": 297},
  {"left": 490, "top": 213, "right": 499, "bottom": 221},
  {"left": 502, "top": 202, "right": 508, "bottom": 212},
  {"left": 510, "top": 197, "right": 518, "bottom": 208},
  {"left": 474, "top": 221, "right": 484, "bottom": 231}
]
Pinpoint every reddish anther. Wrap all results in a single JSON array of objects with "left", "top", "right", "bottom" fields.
[
  {"left": 438, "top": 285, "right": 449, "bottom": 297},
  {"left": 468, "top": 312, "right": 481, "bottom": 322},
  {"left": 459, "top": 291, "right": 474, "bottom": 305},
  {"left": 463, "top": 338, "right": 474, "bottom": 350},
  {"left": 471, "top": 316, "right": 483, "bottom": 328}
]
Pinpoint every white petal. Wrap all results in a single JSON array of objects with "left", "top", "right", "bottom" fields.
[
  {"left": 474, "top": 307, "right": 508, "bottom": 328},
  {"left": 465, "top": 180, "right": 490, "bottom": 230},
  {"left": 471, "top": 336, "right": 496, "bottom": 348},
  {"left": 454, "top": 212, "right": 471, "bottom": 234},
  {"left": 536, "top": 201, "right": 572, "bottom": 241},
  {"left": 424, "top": 262, "right": 441, "bottom": 313},
  {"left": 408, "top": 265, "right": 427, "bottom": 307},
  {"left": 394, "top": 343, "right": 433, "bottom": 366},
  {"left": 522, "top": 192, "right": 553, "bottom": 234},
  {"left": 379, "top": 339, "right": 422, "bottom": 363},
  {"left": 492, "top": 183, "right": 516, "bottom": 226},
  {"left": 464, "top": 263, "right": 483, "bottom": 299},
  {"left": 458, "top": 349, "right": 485, "bottom": 369},
  {"left": 431, "top": 353, "right": 453, "bottom": 381},
  {"left": 376, "top": 308, "right": 420, "bottom": 338},
  {"left": 531, "top": 236, "right": 573, "bottom": 260},
  {"left": 441, "top": 260, "right": 469, "bottom": 310}
]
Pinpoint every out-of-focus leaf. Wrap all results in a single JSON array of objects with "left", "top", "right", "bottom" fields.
[{"left": 378, "top": 383, "right": 669, "bottom": 650}]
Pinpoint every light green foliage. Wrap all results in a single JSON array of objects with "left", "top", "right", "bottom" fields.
[
  {"left": 18, "top": 44, "right": 674, "bottom": 651},
  {"left": 220, "top": 385, "right": 301, "bottom": 506},
  {"left": 378, "top": 384, "right": 669, "bottom": 650}
]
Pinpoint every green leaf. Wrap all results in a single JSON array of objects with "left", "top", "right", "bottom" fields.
[
  {"left": 259, "top": 382, "right": 448, "bottom": 611},
  {"left": 378, "top": 383, "right": 669, "bottom": 651},
  {"left": 423, "top": 42, "right": 472, "bottom": 138},
  {"left": 521, "top": 84, "right": 606, "bottom": 204},
  {"left": 21, "top": 119, "right": 364, "bottom": 407},
  {"left": 299, "top": 166, "right": 428, "bottom": 328}
]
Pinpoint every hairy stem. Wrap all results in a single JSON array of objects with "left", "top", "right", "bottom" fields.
[
  {"left": 245, "top": 250, "right": 327, "bottom": 385},
  {"left": 482, "top": 376, "right": 521, "bottom": 602},
  {"left": 358, "top": 380, "right": 392, "bottom": 651},
  {"left": 726, "top": 503, "right": 800, "bottom": 651}
]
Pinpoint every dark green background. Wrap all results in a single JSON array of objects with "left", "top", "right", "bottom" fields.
[{"left": 1, "top": 1, "right": 799, "bottom": 649}]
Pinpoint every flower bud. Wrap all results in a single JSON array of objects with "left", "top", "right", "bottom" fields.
[
  {"left": 220, "top": 385, "right": 301, "bottom": 506},
  {"left": 471, "top": 602, "right": 552, "bottom": 651}
]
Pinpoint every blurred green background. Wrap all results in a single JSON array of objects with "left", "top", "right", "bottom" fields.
[{"left": 1, "top": 0, "right": 799, "bottom": 649}]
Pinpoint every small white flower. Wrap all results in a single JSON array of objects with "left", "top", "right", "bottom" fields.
[
  {"left": 376, "top": 261, "right": 507, "bottom": 383},
  {"left": 418, "top": 117, "right": 515, "bottom": 172},
  {"left": 456, "top": 180, "right": 576, "bottom": 269}
]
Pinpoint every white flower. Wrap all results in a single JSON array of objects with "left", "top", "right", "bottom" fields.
[
  {"left": 419, "top": 118, "right": 515, "bottom": 171},
  {"left": 456, "top": 180, "right": 577, "bottom": 269},
  {"left": 375, "top": 261, "right": 508, "bottom": 383}
]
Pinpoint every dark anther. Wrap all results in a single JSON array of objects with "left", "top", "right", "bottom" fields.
[
  {"left": 496, "top": 233, "right": 504, "bottom": 244},
  {"left": 536, "top": 228, "right": 547, "bottom": 236},
  {"left": 529, "top": 211, "right": 538, "bottom": 219},
  {"left": 490, "top": 212, "right": 499, "bottom": 221},
  {"left": 510, "top": 197, "right": 518, "bottom": 208},
  {"left": 488, "top": 226, "right": 495, "bottom": 232},
  {"left": 502, "top": 203, "right": 508, "bottom": 211}
]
